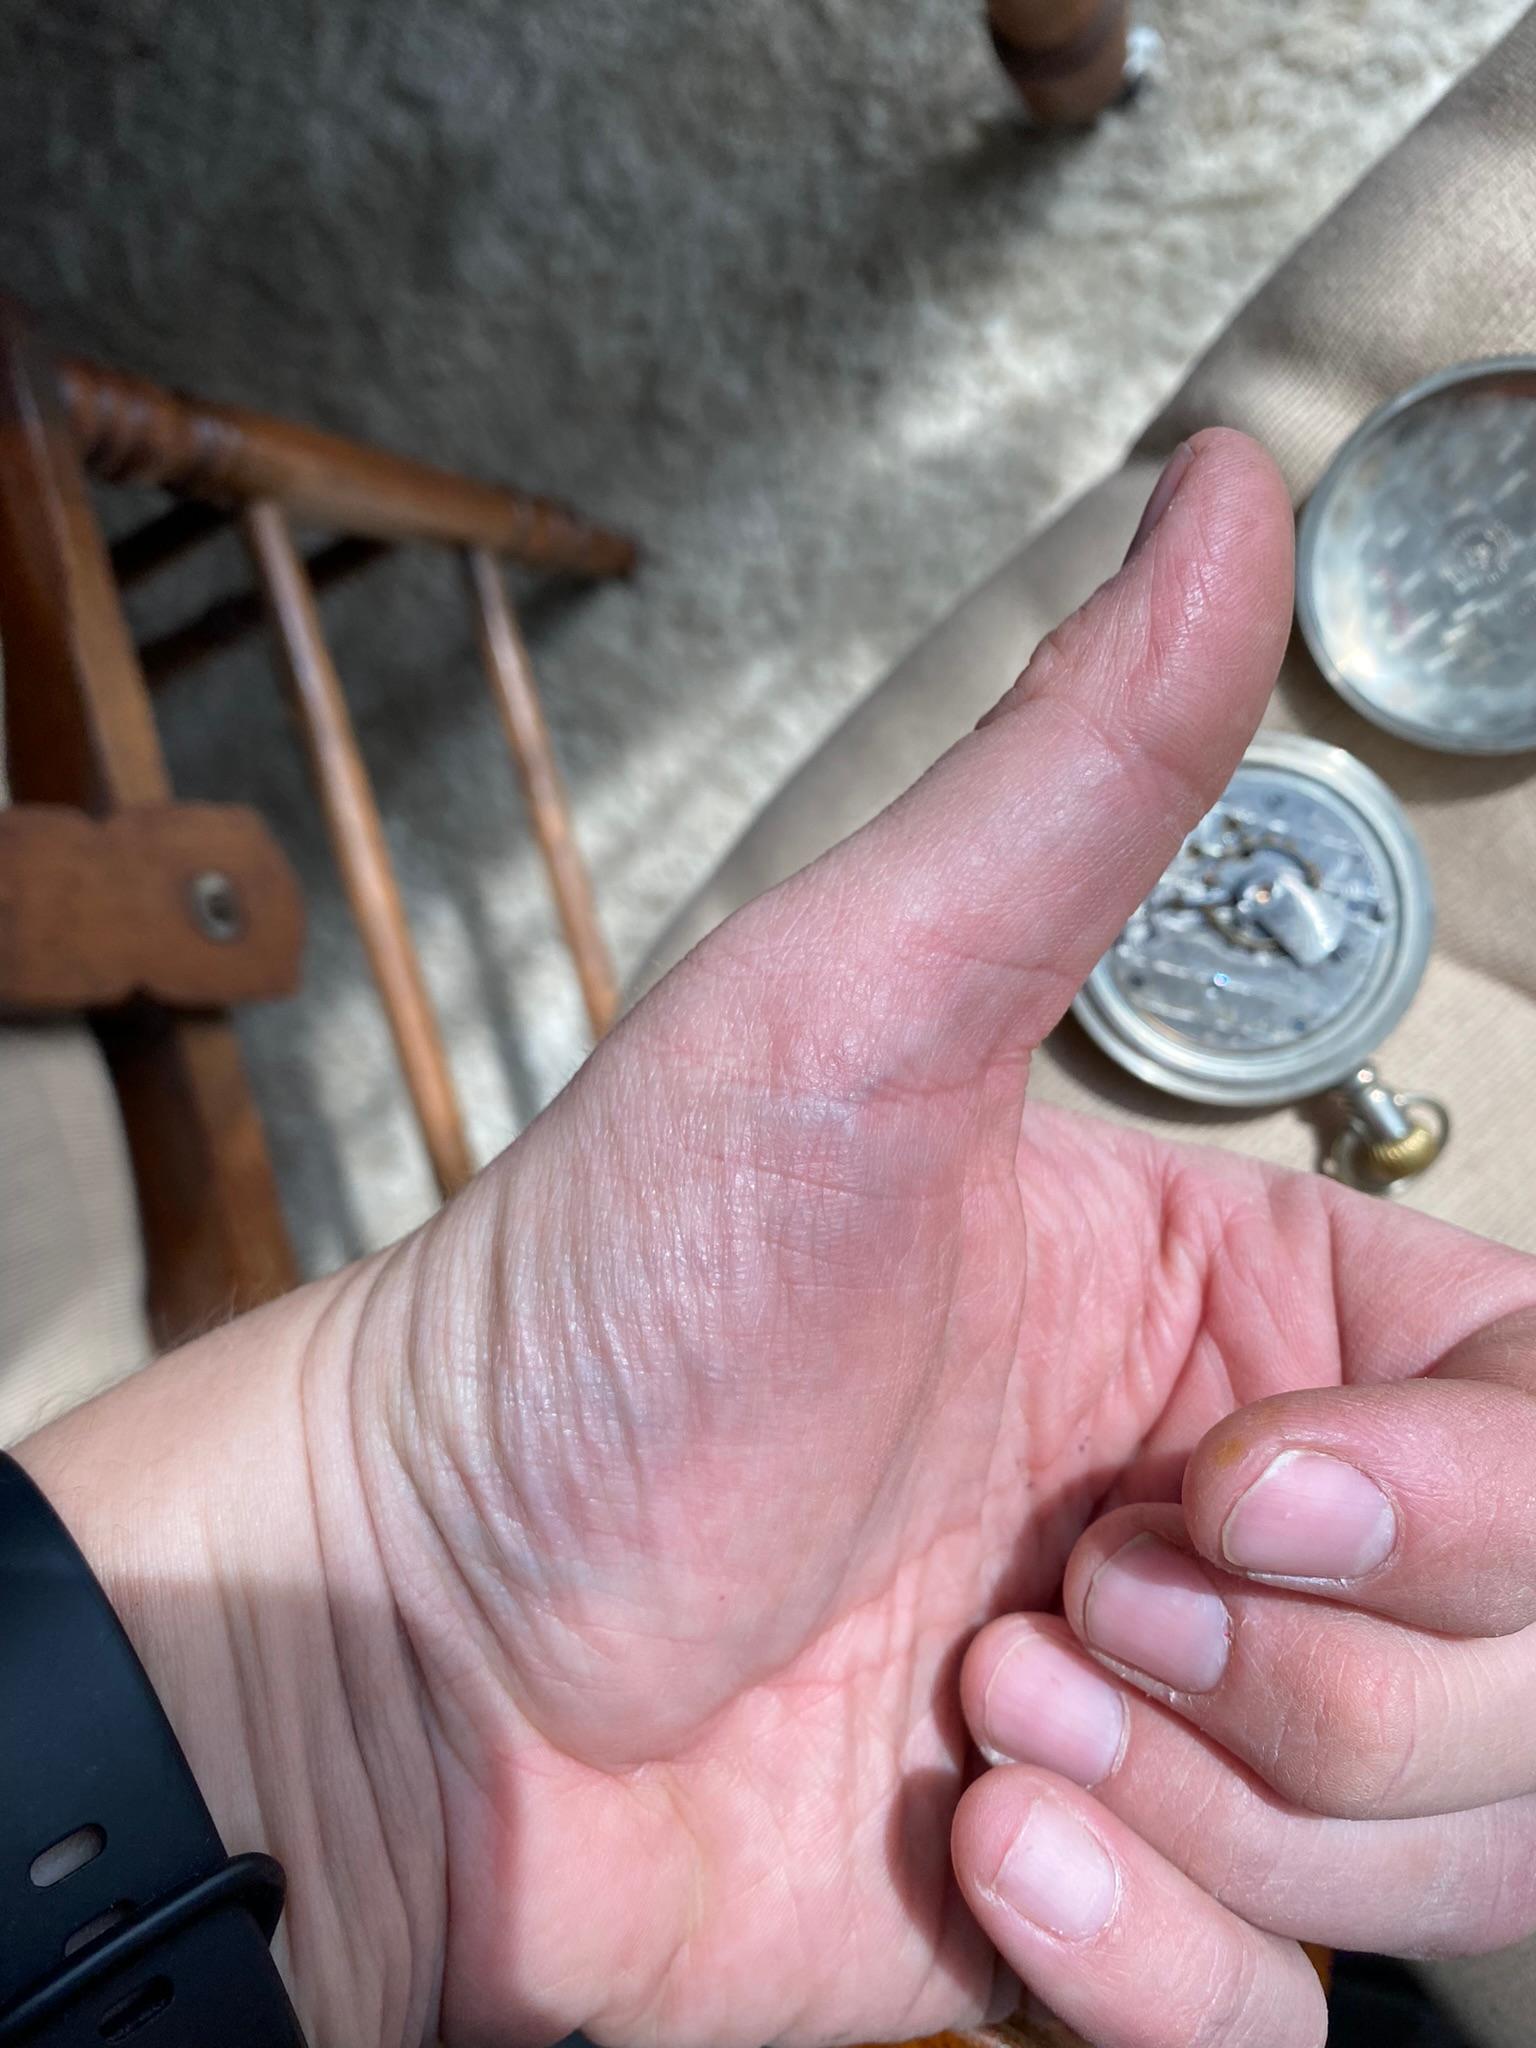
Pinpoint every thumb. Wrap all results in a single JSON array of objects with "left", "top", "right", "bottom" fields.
[{"left": 706, "top": 428, "right": 1294, "bottom": 1083}]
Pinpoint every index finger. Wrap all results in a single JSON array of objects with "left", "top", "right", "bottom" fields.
[{"left": 1323, "top": 1188, "right": 1536, "bottom": 1387}]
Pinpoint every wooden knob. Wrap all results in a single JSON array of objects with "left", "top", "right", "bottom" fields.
[{"left": 987, "top": 0, "right": 1131, "bottom": 126}]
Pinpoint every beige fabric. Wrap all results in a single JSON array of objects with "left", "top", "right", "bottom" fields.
[
  {"left": 0, "top": 655, "right": 149, "bottom": 1445},
  {"left": 0, "top": 1025, "right": 148, "bottom": 1442},
  {"left": 635, "top": 12, "right": 1536, "bottom": 2038}
]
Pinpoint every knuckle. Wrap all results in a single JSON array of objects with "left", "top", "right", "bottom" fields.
[
  {"left": 1180, "top": 1935, "right": 1324, "bottom": 2048},
  {"left": 1267, "top": 1630, "right": 1421, "bottom": 1820},
  {"left": 1184, "top": 1936, "right": 1263, "bottom": 2048},
  {"left": 1024, "top": 610, "right": 1093, "bottom": 693},
  {"left": 1159, "top": 1764, "right": 1285, "bottom": 1914}
]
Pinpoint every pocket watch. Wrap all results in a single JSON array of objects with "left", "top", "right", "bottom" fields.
[
  {"left": 1297, "top": 357, "right": 1536, "bottom": 753},
  {"left": 1071, "top": 734, "right": 1447, "bottom": 1192}
]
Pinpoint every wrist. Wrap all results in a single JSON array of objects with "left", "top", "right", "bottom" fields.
[
  {"left": 341, "top": 1143, "right": 742, "bottom": 2048},
  {"left": 13, "top": 1260, "right": 447, "bottom": 2048}
]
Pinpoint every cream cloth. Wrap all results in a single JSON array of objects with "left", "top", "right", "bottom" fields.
[{"left": 0, "top": 650, "right": 149, "bottom": 1443}]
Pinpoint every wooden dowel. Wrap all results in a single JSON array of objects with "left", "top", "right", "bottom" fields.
[
  {"left": 111, "top": 501, "right": 229, "bottom": 588},
  {"left": 65, "top": 358, "right": 638, "bottom": 579},
  {"left": 465, "top": 546, "right": 618, "bottom": 1040},
  {"left": 243, "top": 500, "right": 474, "bottom": 1200},
  {"left": 141, "top": 536, "right": 390, "bottom": 686}
]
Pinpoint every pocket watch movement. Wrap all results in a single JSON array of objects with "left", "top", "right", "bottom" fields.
[{"left": 1072, "top": 734, "right": 1446, "bottom": 1192}]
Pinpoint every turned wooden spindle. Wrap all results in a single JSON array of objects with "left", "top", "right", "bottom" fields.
[
  {"left": 465, "top": 547, "right": 618, "bottom": 1040},
  {"left": 64, "top": 357, "right": 638, "bottom": 579},
  {"left": 243, "top": 500, "right": 475, "bottom": 1201}
]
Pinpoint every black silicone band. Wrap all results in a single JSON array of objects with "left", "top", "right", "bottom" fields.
[{"left": 0, "top": 1455, "right": 307, "bottom": 2046}]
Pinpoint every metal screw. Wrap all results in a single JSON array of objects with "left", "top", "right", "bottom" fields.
[{"left": 188, "top": 870, "right": 243, "bottom": 944}]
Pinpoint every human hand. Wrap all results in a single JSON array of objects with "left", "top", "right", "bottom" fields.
[
  {"left": 20, "top": 429, "right": 1536, "bottom": 2048},
  {"left": 956, "top": 1300, "right": 1536, "bottom": 2048}
]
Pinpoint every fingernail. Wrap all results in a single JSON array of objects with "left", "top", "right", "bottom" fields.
[
  {"left": 1222, "top": 1450, "right": 1397, "bottom": 1580},
  {"left": 1084, "top": 1534, "right": 1230, "bottom": 1693},
  {"left": 981, "top": 1634, "right": 1127, "bottom": 1787},
  {"left": 987, "top": 1800, "right": 1118, "bottom": 1940},
  {"left": 1123, "top": 441, "right": 1195, "bottom": 562}
]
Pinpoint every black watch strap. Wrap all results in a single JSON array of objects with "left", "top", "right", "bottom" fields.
[{"left": 0, "top": 1455, "right": 307, "bottom": 2046}]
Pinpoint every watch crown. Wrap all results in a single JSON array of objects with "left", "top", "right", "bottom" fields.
[
  {"left": 1328, "top": 1065, "right": 1449, "bottom": 1194},
  {"left": 1353, "top": 1119, "right": 1444, "bottom": 1185}
]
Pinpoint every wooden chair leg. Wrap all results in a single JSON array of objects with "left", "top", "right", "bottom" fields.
[
  {"left": 99, "top": 1008, "right": 300, "bottom": 1339},
  {"left": 242, "top": 500, "right": 474, "bottom": 1200},
  {"left": 0, "top": 299, "right": 296, "bottom": 1341},
  {"left": 465, "top": 547, "right": 617, "bottom": 1040}
]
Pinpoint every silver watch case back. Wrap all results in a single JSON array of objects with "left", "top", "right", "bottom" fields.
[{"left": 1297, "top": 357, "right": 1536, "bottom": 754}]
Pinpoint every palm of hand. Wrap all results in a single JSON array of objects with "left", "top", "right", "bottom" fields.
[
  {"left": 432, "top": 999, "right": 1497, "bottom": 2047},
  {"left": 359, "top": 436, "right": 1530, "bottom": 2046}
]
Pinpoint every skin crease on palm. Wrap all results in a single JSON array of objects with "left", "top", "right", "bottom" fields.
[{"left": 17, "top": 429, "right": 1536, "bottom": 2048}]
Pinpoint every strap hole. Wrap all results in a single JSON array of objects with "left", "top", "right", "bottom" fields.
[
  {"left": 64, "top": 1900, "right": 137, "bottom": 1957},
  {"left": 98, "top": 1975, "right": 173, "bottom": 2041},
  {"left": 30, "top": 1824, "right": 106, "bottom": 1888}
]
